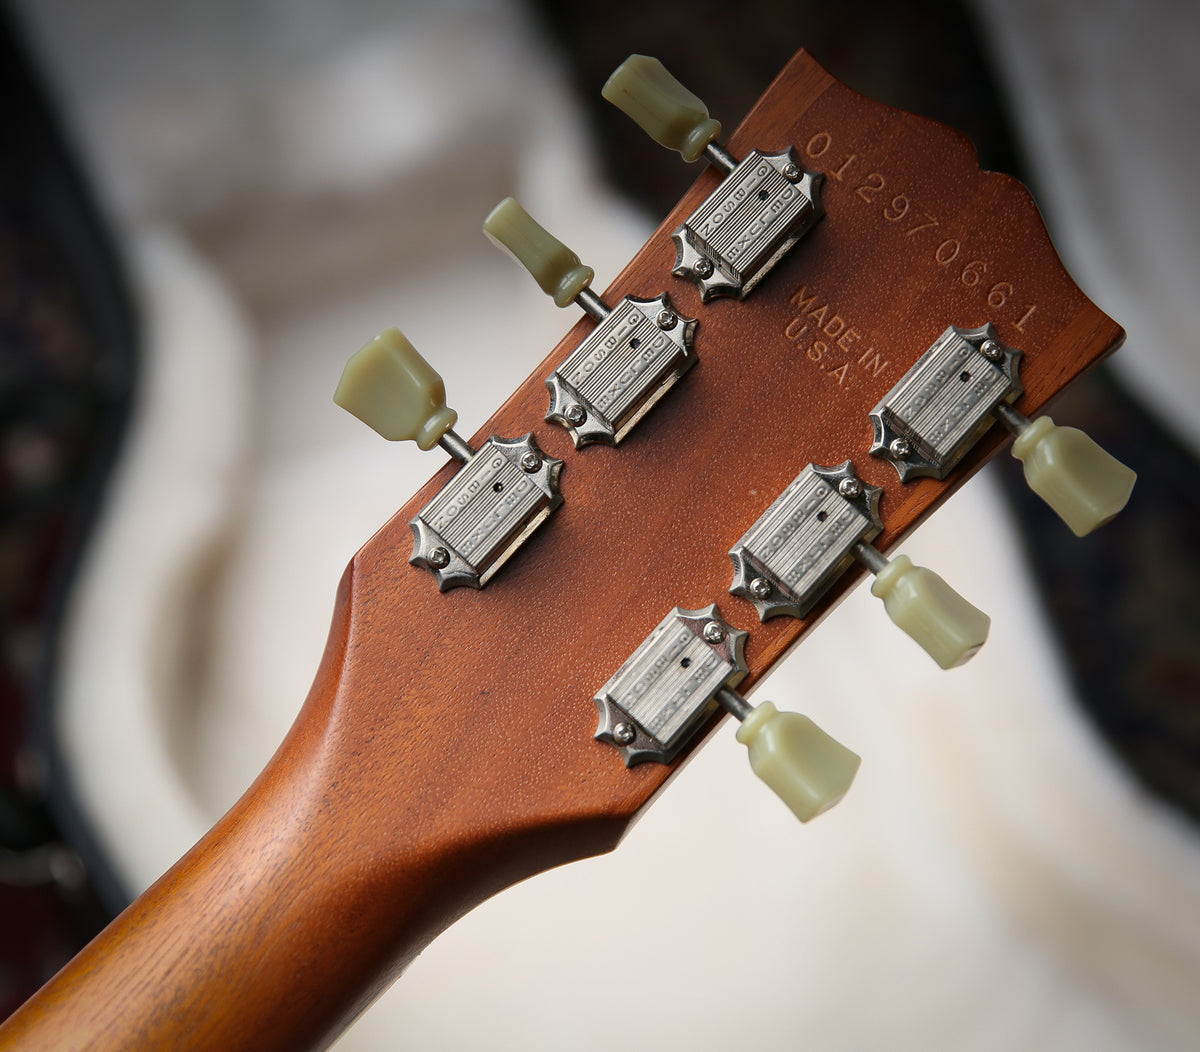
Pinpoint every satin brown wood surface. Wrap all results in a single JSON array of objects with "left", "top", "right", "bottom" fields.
[{"left": 0, "top": 50, "right": 1123, "bottom": 1051}]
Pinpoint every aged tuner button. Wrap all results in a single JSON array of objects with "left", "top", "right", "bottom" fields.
[
  {"left": 483, "top": 197, "right": 596, "bottom": 311},
  {"left": 729, "top": 461, "right": 988, "bottom": 668},
  {"left": 601, "top": 54, "right": 722, "bottom": 164},
  {"left": 594, "top": 605, "right": 858, "bottom": 824},
  {"left": 721, "top": 694, "right": 860, "bottom": 824},
  {"left": 334, "top": 327, "right": 563, "bottom": 591},
  {"left": 485, "top": 196, "right": 698, "bottom": 448},
  {"left": 334, "top": 326, "right": 469, "bottom": 458},
  {"left": 603, "top": 55, "right": 823, "bottom": 301},
  {"left": 996, "top": 405, "right": 1137, "bottom": 537},
  {"left": 855, "top": 548, "right": 990, "bottom": 670}
]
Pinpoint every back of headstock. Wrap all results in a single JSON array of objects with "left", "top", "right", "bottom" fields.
[
  {"left": 0, "top": 48, "right": 1131, "bottom": 1052},
  {"left": 318, "top": 42, "right": 1127, "bottom": 958}
]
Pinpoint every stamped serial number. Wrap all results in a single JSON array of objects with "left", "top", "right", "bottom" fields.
[{"left": 803, "top": 130, "right": 1039, "bottom": 335}]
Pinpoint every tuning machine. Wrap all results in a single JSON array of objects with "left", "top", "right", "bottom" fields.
[
  {"left": 870, "top": 323, "right": 1136, "bottom": 535},
  {"left": 484, "top": 197, "right": 697, "bottom": 447},
  {"left": 729, "top": 462, "right": 989, "bottom": 669},
  {"left": 334, "top": 327, "right": 563, "bottom": 590},
  {"left": 594, "top": 606, "right": 859, "bottom": 823},
  {"left": 603, "top": 54, "right": 824, "bottom": 300}
]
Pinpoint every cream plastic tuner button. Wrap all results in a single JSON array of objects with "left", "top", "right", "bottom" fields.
[
  {"left": 996, "top": 405, "right": 1137, "bottom": 536},
  {"left": 855, "top": 548, "right": 990, "bottom": 669},
  {"left": 602, "top": 55, "right": 722, "bottom": 164},
  {"left": 484, "top": 197, "right": 596, "bottom": 311},
  {"left": 717, "top": 691, "right": 860, "bottom": 823},
  {"left": 334, "top": 327, "right": 475, "bottom": 462}
]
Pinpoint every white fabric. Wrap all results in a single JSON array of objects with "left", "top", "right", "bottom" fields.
[{"left": 13, "top": 1, "right": 1200, "bottom": 1048}]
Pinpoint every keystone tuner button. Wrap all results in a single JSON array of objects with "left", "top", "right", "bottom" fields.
[
  {"left": 855, "top": 547, "right": 991, "bottom": 670},
  {"left": 996, "top": 405, "right": 1137, "bottom": 537},
  {"left": 601, "top": 54, "right": 723, "bottom": 164},
  {"left": 483, "top": 197, "right": 599, "bottom": 314},
  {"left": 334, "top": 326, "right": 475, "bottom": 462},
  {"left": 718, "top": 690, "right": 861, "bottom": 824}
]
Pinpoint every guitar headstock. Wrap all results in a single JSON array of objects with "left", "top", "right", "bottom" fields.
[{"left": 317, "top": 47, "right": 1126, "bottom": 881}]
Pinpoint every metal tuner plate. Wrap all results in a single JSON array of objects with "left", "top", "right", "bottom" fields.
[
  {"left": 546, "top": 293, "right": 697, "bottom": 447},
  {"left": 672, "top": 148, "right": 823, "bottom": 301},
  {"left": 870, "top": 323, "right": 1024, "bottom": 482},
  {"left": 594, "top": 605, "right": 748, "bottom": 766},
  {"left": 730, "top": 461, "right": 882, "bottom": 620},
  {"left": 410, "top": 434, "right": 563, "bottom": 591}
]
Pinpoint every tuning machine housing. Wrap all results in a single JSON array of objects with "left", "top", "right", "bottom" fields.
[
  {"left": 730, "top": 461, "right": 989, "bottom": 669},
  {"left": 485, "top": 197, "right": 697, "bottom": 447},
  {"left": 871, "top": 323, "right": 1136, "bottom": 535},
  {"left": 334, "top": 327, "right": 563, "bottom": 591},
  {"left": 594, "top": 605, "right": 860, "bottom": 823},
  {"left": 603, "top": 55, "right": 824, "bottom": 300}
]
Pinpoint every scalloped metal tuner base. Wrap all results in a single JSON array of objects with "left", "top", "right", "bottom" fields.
[
  {"left": 545, "top": 293, "right": 697, "bottom": 447},
  {"left": 410, "top": 434, "right": 563, "bottom": 591},
  {"left": 869, "top": 323, "right": 1023, "bottom": 482},
  {"left": 730, "top": 461, "right": 883, "bottom": 620},
  {"left": 594, "top": 606, "right": 748, "bottom": 766},
  {"left": 672, "top": 148, "right": 823, "bottom": 301}
]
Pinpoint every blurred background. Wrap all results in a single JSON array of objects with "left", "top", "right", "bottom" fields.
[{"left": 2, "top": 0, "right": 1199, "bottom": 1048}]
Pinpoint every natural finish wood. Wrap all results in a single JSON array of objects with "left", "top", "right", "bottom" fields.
[{"left": 0, "top": 50, "right": 1122, "bottom": 1051}]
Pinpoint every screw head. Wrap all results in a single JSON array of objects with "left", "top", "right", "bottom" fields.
[
  {"left": 702, "top": 620, "right": 726, "bottom": 644},
  {"left": 519, "top": 450, "right": 541, "bottom": 473},
  {"left": 565, "top": 403, "right": 587, "bottom": 427},
  {"left": 980, "top": 338, "right": 1003, "bottom": 361},
  {"left": 656, "top": 309, "right": 678, "bottom": 331},
  {"left": 750, "top": 577, "right": 772, "bottom": 600},
  {"left": 783, "top": 162, "right": 801, "bottom": 181},
  {"left": 838, "top": 476, "right": 863, "bottom": 499},
  {"left": 429, "top": 547, "right": 450, "bottom": 568},
  {"left": 613, "top": 722, "right": 636, "bottom": 745},
  {"left": 889, "top": 437, "right": 912, "bottom": 460},
  {"left": 693, "top": 258, "right": 714, "bottom": 279}
]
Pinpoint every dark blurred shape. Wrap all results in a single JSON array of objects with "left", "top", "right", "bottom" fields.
[{"left": 0, "top": 0, "right": 136, "bottom": 1016}]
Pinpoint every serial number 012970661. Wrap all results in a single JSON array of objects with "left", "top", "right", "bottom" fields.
[{"left": 803, "top": 130, "right": 1039, "bottom": 336}]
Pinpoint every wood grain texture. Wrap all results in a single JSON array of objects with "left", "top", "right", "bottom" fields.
[{"left": 0, "top": 50, "right": 1122, "bottom": 1051}]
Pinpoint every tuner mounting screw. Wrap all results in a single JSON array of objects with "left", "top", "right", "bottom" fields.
[
  {"left": 750, "top": 577, "right": 772, "bottom": 600},
  {"left": 613, "top": 722, "right": 636, "bottom": 745},
  {"left": 703, "top": 620, "right": 726, "bottom": 644},
  {"left": 565, "top": 403, "right": 587, "bottom": 427},
  {"left": 838, "top": 476, "right": 863, "bottom": 499},
  {"left": 657, "top": 309, "right": 678, "bottom": 330},
  {"left": 693, "top": 258, "right": 714, "bottom": 279},
  {"left": 783, "top": 162, "right": 801, "bottom": 181},
  {"left": 889, "top": 437, "right": 912, "bottom": 460},
  {"left": 980, "top": 339, "right": 1003, "bottom": 361},
  {"left": 429, "top": 547, "right": 451, "bottom": 568},
  {"left": 520, "top": 451, "right": 542, "bottom": 473}
]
